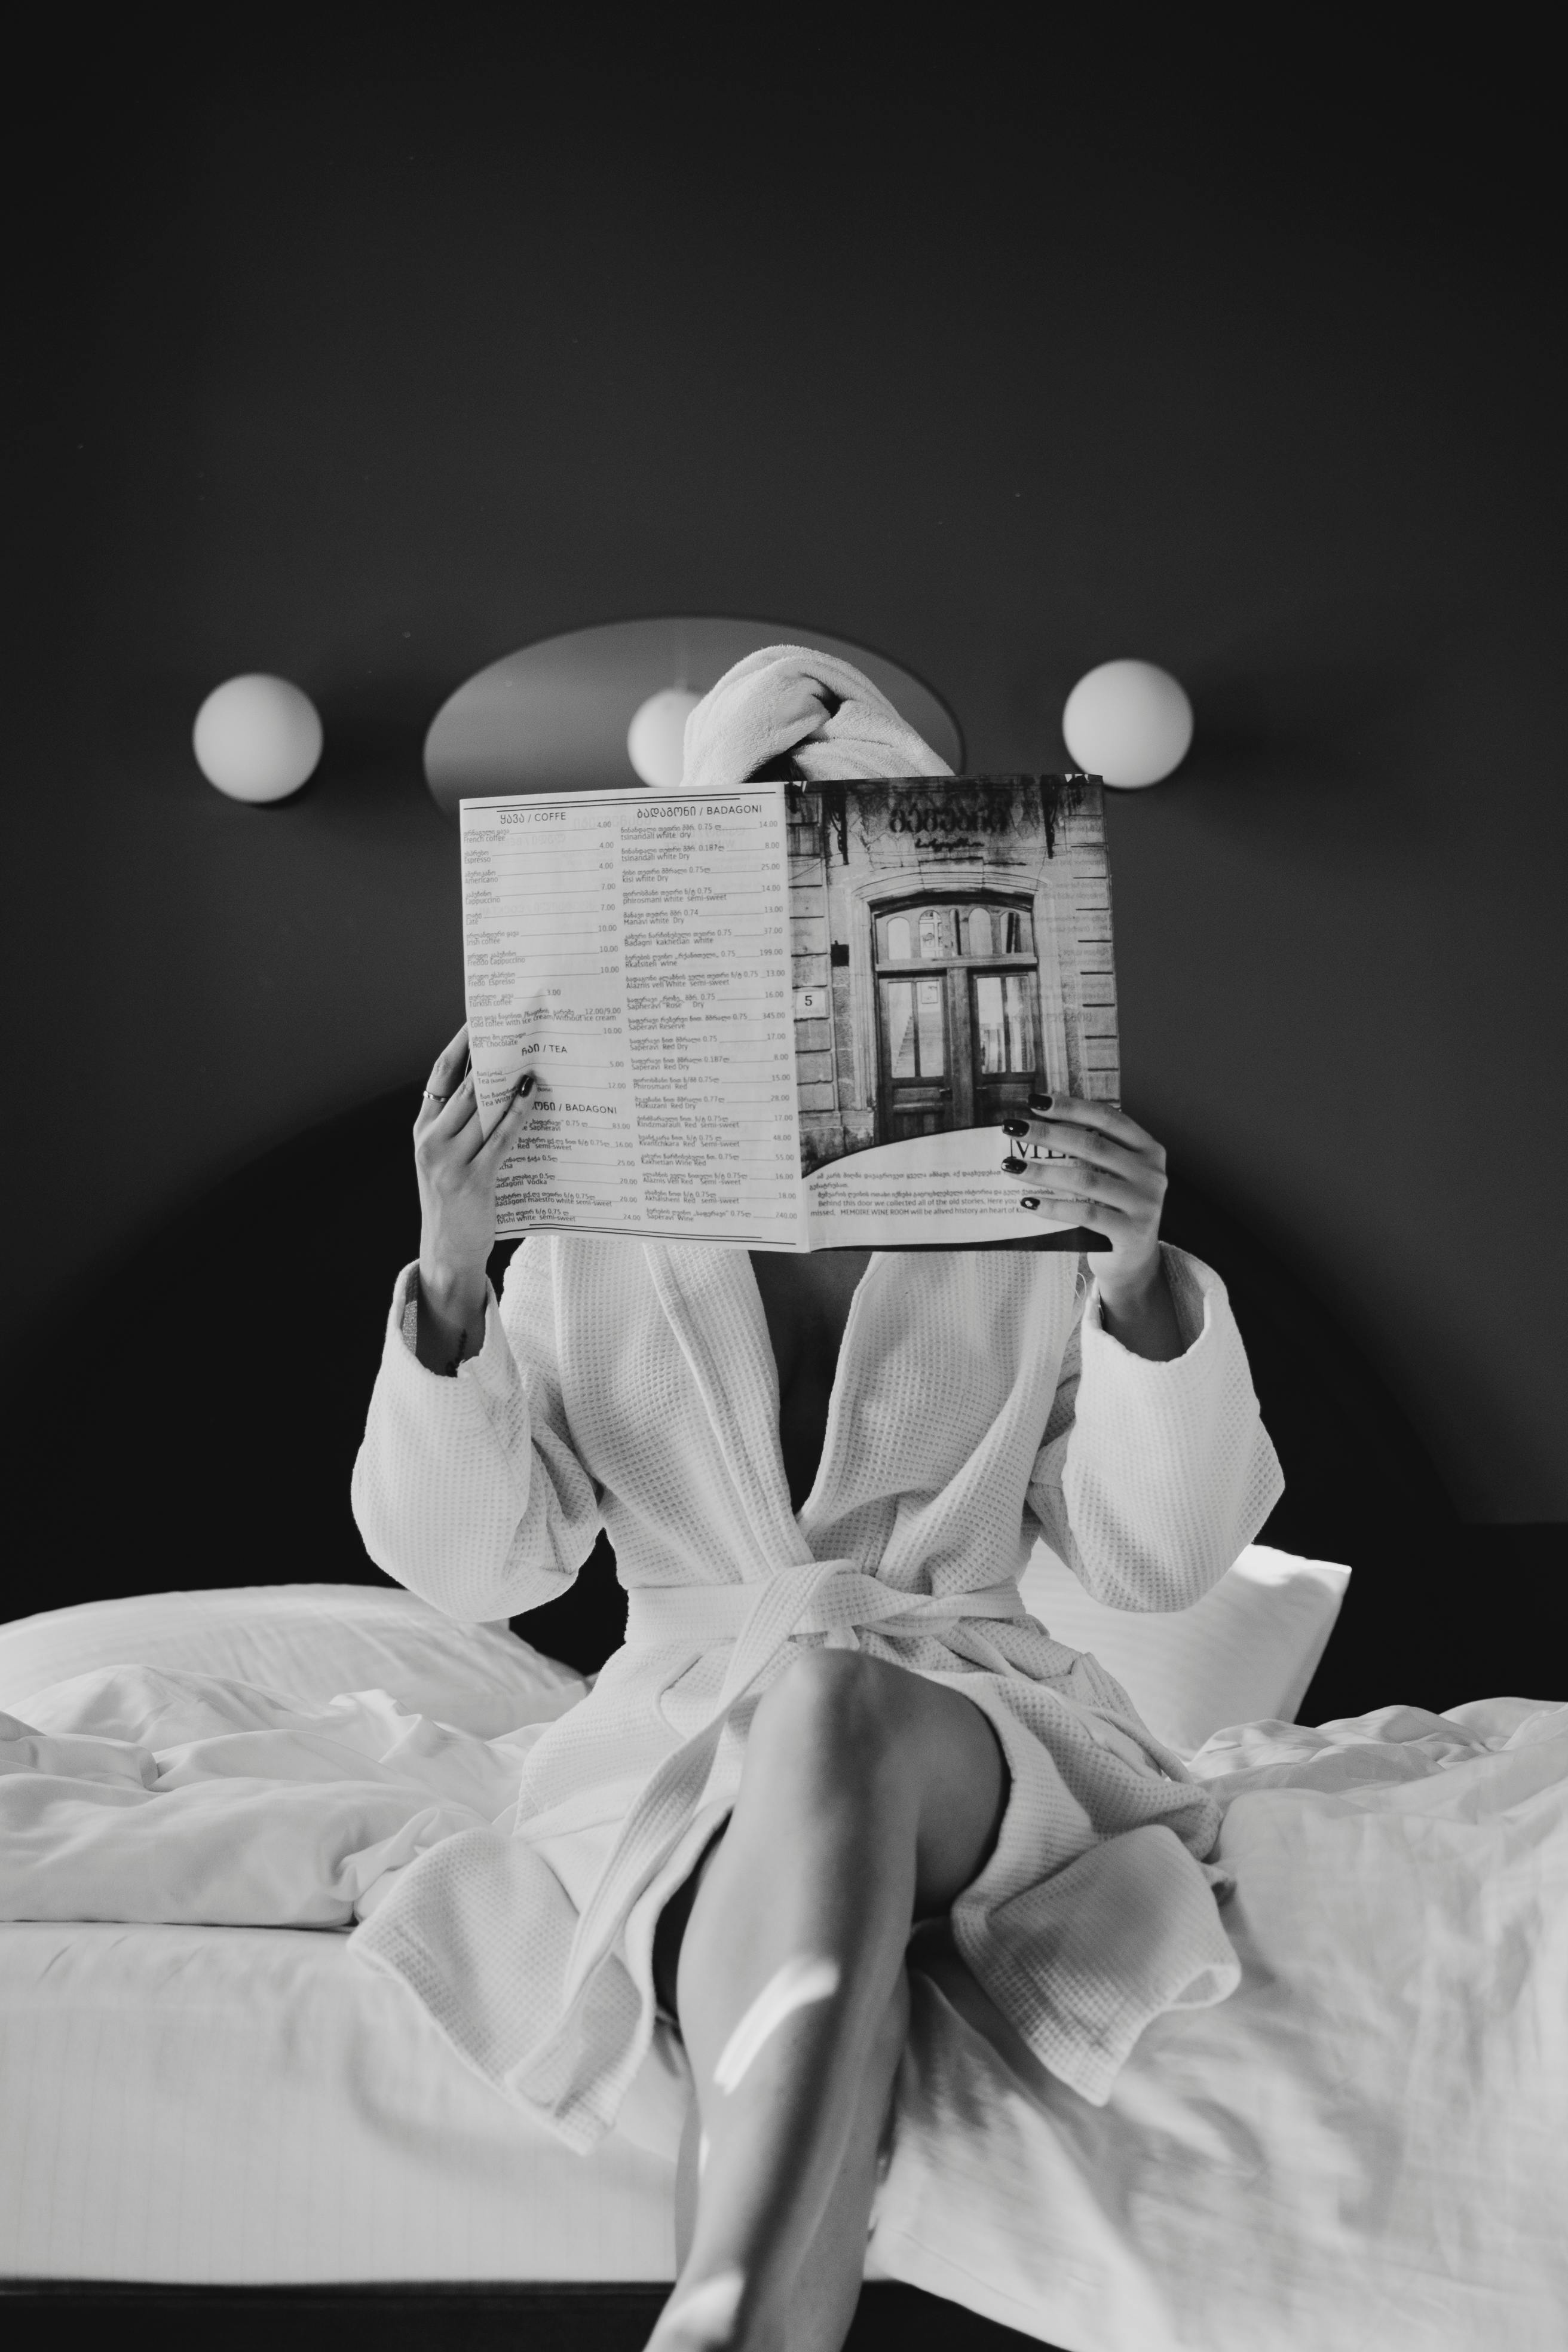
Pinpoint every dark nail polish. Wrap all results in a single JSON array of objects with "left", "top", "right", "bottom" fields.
[
  {"left": 1028, "top": 1091, "right": 1054, "bottom": 1113},
  {"left": 1001, "top": 1119, "right": 1030, "bottom": 1138},
  {"left": 1020, "top": 1196, "right": 1040, "bottom": 1211},
  {"left": 1002, "top": 1155, "right": 1028, "bottom": 1176}
]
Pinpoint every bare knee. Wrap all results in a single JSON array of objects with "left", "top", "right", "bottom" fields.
[
  {"left": 741, "top": 1649, "right": 1007, "bottom": 1915},
  {"left": 748, "top": 1647, "right": 916, "bottom": 1784}
]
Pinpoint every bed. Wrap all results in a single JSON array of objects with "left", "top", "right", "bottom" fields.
[{"left": 2, "top": 1089, "right": 1563, "bottom": 2351}]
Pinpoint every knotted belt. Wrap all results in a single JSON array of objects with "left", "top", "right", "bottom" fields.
[{"left": 558, "top": 1558, "right": 1030, "bottom": 2008}]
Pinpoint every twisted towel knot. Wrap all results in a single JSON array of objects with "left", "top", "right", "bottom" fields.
[{"left": 682, "top": 645, "right": 952, "bottom": 793}]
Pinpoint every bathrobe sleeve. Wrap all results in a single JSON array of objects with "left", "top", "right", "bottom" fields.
[
  {"left": 1024, "top": 1244, "right": 1284, "bottom": 1612},
  {"left": 351, "top": 1239, "right": 602, "bottom": 1625}
]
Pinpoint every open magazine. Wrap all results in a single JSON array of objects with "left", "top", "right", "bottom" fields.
[{"left": 461, "top": 774, "right": 1117, "bottom": 1250}]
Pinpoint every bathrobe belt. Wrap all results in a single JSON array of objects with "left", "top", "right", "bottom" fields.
[
  {"left": 559, "top": 1560, "right": 1031, "bottom": 2010},
  {"left": 623, "top": 1572, "right": 1030, "bottom": 1650}
]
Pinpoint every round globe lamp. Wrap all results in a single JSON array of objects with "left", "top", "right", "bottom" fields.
[
  {"left": 1062, "top": 660, "right": 1193, "bottom": 789},
  {"left": 627, "top": 687, "right": 704, "bottom": 790},
  {"left": 193, "top": 675, "right": 323, "bottom": 804}
]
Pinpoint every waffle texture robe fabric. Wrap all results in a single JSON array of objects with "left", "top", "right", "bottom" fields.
[{"left": 348, "top": 1236, "right": 1284, "bottom": 2149}]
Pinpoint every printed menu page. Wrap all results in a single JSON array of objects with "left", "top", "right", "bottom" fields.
[{"left": 462, "top": 786, "right": 806, "bottom": 1247}]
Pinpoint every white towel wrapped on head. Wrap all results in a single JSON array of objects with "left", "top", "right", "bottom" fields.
[{"left": 682, "top": 644, "right": 953, "bottom": 791}]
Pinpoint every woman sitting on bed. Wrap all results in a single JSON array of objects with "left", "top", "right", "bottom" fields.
[{"left": 350, "top": 647, "right": 1282, "bottom": 2352}]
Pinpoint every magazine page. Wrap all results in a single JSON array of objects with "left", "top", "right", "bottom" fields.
[
  {"left": 459, "top": 773, "right": 1117, "bottom": 1254},
  {"left": 792, "top": 775, "right": 1118, "bottom": 1250},
  {"left": 461, "top": 785, "right": 807, "bottom": 1248}
]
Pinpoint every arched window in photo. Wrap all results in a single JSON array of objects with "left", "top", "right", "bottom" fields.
[{"left": 872, "top": 896, "right": 1042, "bottom": 1141}]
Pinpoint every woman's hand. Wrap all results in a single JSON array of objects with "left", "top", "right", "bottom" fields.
[
  {"left": 1000, "top": 1092, "right": 1184, "bottom": 1361},
  {"left": 413, "top": 1024, "right": 537, "bottom": 1372}
]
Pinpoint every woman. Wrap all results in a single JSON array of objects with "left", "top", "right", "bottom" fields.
[{"left": 350, "top": 649, "right": 1282, "bottom": 2352}]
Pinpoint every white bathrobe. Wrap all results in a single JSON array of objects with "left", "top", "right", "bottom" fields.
[{"left": 349, "top": 1233, "right": 1282, "bottom": 2150}]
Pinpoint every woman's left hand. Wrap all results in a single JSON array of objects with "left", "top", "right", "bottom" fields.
[{"left": 1001, "top": 1094, "right": 1179, "bottom": 1346}]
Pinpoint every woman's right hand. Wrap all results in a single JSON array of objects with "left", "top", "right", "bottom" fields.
[{"left": 412, "top": 1024, "right": 537, "bottom": 1373}]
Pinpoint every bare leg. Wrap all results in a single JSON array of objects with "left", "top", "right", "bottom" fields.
[
  {"left": 672, "top": 1967, "right": 908, "bottom": 2352},
  {"left": 648, "top": 1648, "right": 1007, "bottom": 2352}
]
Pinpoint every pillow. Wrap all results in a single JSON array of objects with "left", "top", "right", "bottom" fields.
[
  {"left": 1018, "top": 1541, "right": 1350, "bottom": 1756},
  {"left": 0, "top": 1584, "right": 589, "bottom": 1738}
]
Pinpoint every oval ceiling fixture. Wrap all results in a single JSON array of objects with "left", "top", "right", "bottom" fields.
[{"left": 422, "top": 617, "right": 964, "bottom": 819}]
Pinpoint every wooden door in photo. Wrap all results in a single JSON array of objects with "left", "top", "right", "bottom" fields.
[{"left": 873, "top": 896, "right": 1042, "bottom": 1140}]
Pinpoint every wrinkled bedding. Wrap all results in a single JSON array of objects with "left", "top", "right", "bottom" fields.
[
  {"left": 3, "top": 1669, "right": 1564, "bottom": 2350},
  {"left": 876, "top": 1697, "right": 1568, "bottom": 2351},
  {"left": 0, "top": 1665, "right": 534, "bottom": 1928}
]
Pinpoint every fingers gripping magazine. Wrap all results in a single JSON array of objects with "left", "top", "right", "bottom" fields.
[{"left": 461, "top": 775, "right": 1117, "bottom": 1250}]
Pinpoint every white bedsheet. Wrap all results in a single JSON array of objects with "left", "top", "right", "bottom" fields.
[
  {"left": 2, "top": 1668, "right": 1564, "bottom": 2347},
  {"left": 872, "top": 1699, "right": 1568, "bottom": 2352},
  {"left": 0, "top": 1919, "right": 673, "bottom": 2283}
]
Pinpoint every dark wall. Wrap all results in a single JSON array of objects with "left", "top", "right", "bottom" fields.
[{"left": 8, "top": 21, "right": 1566, "bottom": 1519}]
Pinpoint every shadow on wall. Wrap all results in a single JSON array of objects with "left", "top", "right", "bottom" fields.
[
  {"left": 0, "top": 1087, "right": 1557, "bottom": 1717},
  {"left": 1175, "top": 598, "right": 1465, "bottom": 843}
]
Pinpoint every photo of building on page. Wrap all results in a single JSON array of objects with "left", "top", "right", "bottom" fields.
[{"left": 785, "top": 774, "right": 1118, "bottom": 1248}]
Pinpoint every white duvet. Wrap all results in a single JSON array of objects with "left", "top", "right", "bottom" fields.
[
  {"left": 3, "top": 1665, "right": 1564, "bottom": 2351},
  {"left": 0, "top": 1665, "right": 541, "bottom": 1927}
]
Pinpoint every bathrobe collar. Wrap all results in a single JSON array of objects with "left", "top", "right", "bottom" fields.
[{"left": 642, "top": 1243, "right": 887, "bottom": 1575}]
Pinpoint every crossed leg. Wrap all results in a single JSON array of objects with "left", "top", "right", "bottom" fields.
[{"left": 647, "top": 1646, "right": 1009, "bottom": 2352}]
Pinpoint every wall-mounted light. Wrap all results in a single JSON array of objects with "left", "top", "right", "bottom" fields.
[
  {"left": 192, "top": 674, "right": 323, "bottom": 803},
  {"left": 1062, "top": 660, "right": 1193, "bottom": 789},
  {"left": 626, "top": 687, "right": 705, "bottom": 789}
]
